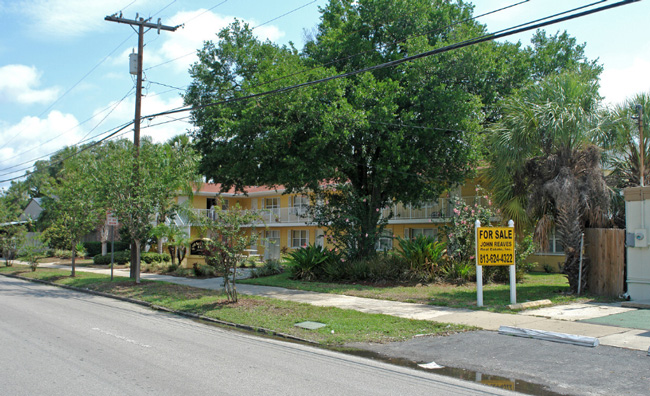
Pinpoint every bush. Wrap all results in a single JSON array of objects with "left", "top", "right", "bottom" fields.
[
  {"left": 319, "top": 253, "right": 410, "bottom": 283},
  {"left": 84, "top": 241, "right": 131, "bottom": 257},
  {"left": 93, "top": 251, "right": 130, "bottom": 265},
  {"left": 286, "top": 245, "right": 335, "bottom": 281},
  {"left": 141, "top": 252, "right": 172, "bottom": 264},
  {"left": 54, "top": 249, "right": 72, "bottom": 259},
  {"left": 250, "top": 259, "right": 284, "bottom": 278},
  {"left": 193, "top": 263, "right": 216, "bottom": 277},
  {"left": 75, "top": 242, "right": 87, "bottom": 259},
  {"left": 440, "top": 260, "right": 475, "bottom": 285},
  {"left": 396, "top": 235, "right": 446, "bottom": 277}
]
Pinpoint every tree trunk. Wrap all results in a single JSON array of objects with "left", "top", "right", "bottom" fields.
[
  {"left": 71, "top": 241, "right": 76, "bottom": 277},
  {"left": 100, "top": 223, "right": 109, "bottom": 256},
  {"left": 130, "top": 240, "right": 137, "bottom": 279},
  {"left": 556, "top": 196, "right": 585, "bottom": 293},
  {"left": 157, "top": 238, "right": 164, "bottom": 255},
  {"left": 168, "top": 246, "right": 176, "bottom": 266},
  {"left": 134, "top": 240, "right": 141, "bottom": 284}
]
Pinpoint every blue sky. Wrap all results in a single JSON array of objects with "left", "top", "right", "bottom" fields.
[{"left": 1, "top": 0, "right": 648, "bottom": 188}]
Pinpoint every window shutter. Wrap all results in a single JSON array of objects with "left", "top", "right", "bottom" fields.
[{"left": 404, "top": 228, "right": 410, "bottom": 239}]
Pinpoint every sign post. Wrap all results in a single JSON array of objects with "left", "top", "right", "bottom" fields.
[
  {"left": 475, "top": 220, "right": 516, "bottom": 307},
  {"left": 106, "top": 212, "right": 119, "bottom": 281}
]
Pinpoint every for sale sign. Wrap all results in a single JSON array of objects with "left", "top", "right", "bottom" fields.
[{"left": 476, "top": 227, "right": 514, "bottom": 266}]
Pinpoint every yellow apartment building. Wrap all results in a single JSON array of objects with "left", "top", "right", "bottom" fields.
[{"left": 172, "top": 182, "right": 564, "bottom": 270}]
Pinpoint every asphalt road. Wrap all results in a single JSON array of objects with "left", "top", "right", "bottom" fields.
[
  {"left": 0, "top": 276, "right": 517, "bottom": 396},
  {"left": 348, "top": 331, "right": 650, "bottom": 396}
]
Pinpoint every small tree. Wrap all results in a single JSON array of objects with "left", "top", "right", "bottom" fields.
[
  {"left": 194, "top": 201, "right": 264, "bottom": 302},
  {"left": 46, "top": 149, "right": 103, "bottom": 277},
  {"left": 0, "top": 224, "right": 26, "bottom": 267}
]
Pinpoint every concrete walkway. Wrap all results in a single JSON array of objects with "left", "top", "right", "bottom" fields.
[{"left": 35, "top": 263, "right": 650, "bottom": 352}]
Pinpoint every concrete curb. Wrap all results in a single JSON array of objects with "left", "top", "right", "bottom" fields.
[{"left": 0, "top": 272, "right": 317, "bottom": 345}]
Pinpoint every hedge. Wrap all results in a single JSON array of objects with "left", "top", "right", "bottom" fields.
[
  {"left": 141, "top": 252, "right": 171, "bottom": 264},
  {"left": 84, "top": 241, "right": 131, "bottom": 257},
  {"left": 93, "top": 251, "right": 130, "bottom": 265}
]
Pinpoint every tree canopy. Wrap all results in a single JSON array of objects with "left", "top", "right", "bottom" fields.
[{"left": 185, "top": 0, "right": 606, "bottom": 259}]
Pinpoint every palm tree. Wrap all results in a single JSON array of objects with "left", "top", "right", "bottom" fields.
[
  {"left": 602, "top": 93, "right": 650, "bottom": 227},
  {"left": 484, "top": 72, "right": 610, "bottom": 293}
]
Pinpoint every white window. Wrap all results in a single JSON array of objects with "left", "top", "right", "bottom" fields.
[
  {"left": 264, "top": 198, "right": 279, "bottom": 209},
  {"left": 291, "top": 230, "right": 309, "bottom": 248},
  {"left": 410, "top": 228, "right": 438, "bottom": 239},
  {"left": 292, "top": 195, "right": 309, "bottom": 213},
  {"left": 539, "top": 228, "right": 564, "bottom": 254},
  {"left": 375, "top": 230, "right": 393, "bottom": 251},
  {"left": 221, "top": 199, "right": 229, "bottom": 211}
]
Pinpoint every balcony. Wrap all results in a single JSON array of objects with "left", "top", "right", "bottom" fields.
[
  {"left": 383, "top": 196, "right": 489, "bottom": 222},
  {"left": 190, "top": 207, "right": 313, "bottom": 225},
  {"left": 179, "top": 196, "right": 487, "bottom": 226}
]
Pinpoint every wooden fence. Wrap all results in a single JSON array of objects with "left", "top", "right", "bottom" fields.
[{"left": 584, "top": 228, "right": 625, "bottom": 297}]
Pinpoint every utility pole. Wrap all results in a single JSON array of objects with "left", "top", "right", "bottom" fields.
[
  {"left": 105, "top": 13, "right": 180, "bottom": 282},
  {"left": 637, "top": 104, "right": 645, "bottom": 187}
]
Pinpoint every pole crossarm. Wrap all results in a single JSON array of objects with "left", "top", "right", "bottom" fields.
[{"left": 104, "top": 15, "right": 182, "bottom": 32}]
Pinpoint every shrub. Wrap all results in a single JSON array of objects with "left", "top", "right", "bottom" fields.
[
  {"left": 171, "top": 267, "right": 192, "bottom": 277},
  {"left": 250, "top": 259, "right": 284, "bottom": 278},
  {"left": 75, "top": 242, "right": 87, "bottom": 259},
  {"left": 141, "top": 252, "right": 171, "bottom": 264},
  {"left": 83, "top": 241, "right": 131, "bottom": 257},
  {"left": 443, "top": 187, "right": 496, "bottom": 264},
  {"left": 93, "top": 251, "right": 130, "bottom": 265},
  {"left": 286, "top": 244, "right": 334, "bottom": 281},
  {"left": 396, "top": 235, "right": 446, "bottom": 277},
  {"left": 193, "top": 263, "right": 216, "bottom": 277},
  {"left": 319, "top": 252, "right": 410, "bottom": 283},
  {"left": 54, "top": 249, "right": 72, "bottom": 259},
  {"left": 441, "top": 260, "right": 475, "bottom": 285}
]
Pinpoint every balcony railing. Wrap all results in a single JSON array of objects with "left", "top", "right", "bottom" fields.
[
  {"left": 190, "top": 207, "right": 313, "bottom": 225},
  {"left": 385, "top": 196, "right": 489, "bottom": 221},
  {"left": 179, "top": 196, "right": 489, "bottom": 226}
]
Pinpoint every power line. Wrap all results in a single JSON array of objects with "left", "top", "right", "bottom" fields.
[
  {"left": 0, "top": 87, "right": 135, "bottom": 169},
  {"left": 181, "top": 0, "right": 230, "bottom": 26},
  {"left": 1, "top": 0, "right": 638, "bottom": 185},
  {"left": 0, "top": 33, "right": 136, "bottom": 152},
  {"left": 236, "top": 0, "right": 535, "bottom": 98},
  {"left": 144, "top": 0, "right": 320, "bottom": 71},
  {"left": 0, "top": 121, "right": 134, "bottom": 181},
  {"left": 149, "top": 0, "right": 634, "bottom": 122},
  {"left": 252, "top": 1, "right": 317, "bottom": 30}
]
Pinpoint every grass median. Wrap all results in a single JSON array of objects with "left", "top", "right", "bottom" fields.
[
  {"left": 0, "top": 265, "right": 472, "bottom": 345},
  {"left": 240, "top": 271, "right": 618, "bottom": 312}
]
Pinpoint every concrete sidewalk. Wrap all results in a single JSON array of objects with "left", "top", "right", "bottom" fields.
[{"left": 36, "top": 263, "right": 650, "bottom": 352}]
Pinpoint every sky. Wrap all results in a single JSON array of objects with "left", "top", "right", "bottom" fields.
[{"left": 0, "top": 0, "right": 649, "bottom": 189}]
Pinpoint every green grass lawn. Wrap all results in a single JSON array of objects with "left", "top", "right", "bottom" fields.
[
  {"left": 241, "top": 271, "right": 619, "bottom": 312},
  {"left": 0, "top": 265, "right": 472, "bottom": 345}
]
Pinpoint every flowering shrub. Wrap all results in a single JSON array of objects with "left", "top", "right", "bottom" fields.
[{"left": 443, "top": 187, "right": 497, "bottom": 264}]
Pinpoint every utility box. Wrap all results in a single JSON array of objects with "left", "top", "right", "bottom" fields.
[
  {"left": 624, "top": 186, "right": 650, "bottom": 300},
  {"left": 129, "top": 52, "right": 138, "bottom": 75}
]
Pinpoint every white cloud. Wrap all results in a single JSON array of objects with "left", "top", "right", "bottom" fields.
[
  {"left": 145, "top": 9, "right": 285, "bottom": 74},
  {"left": 600, "top": 58, "right": 650, "bottom": 106},
  {"left": 0, "top": 64, "right": 60, "bottom": 105},
  {"left": 11, "top": 0, "right": 157, "bottom": 39},
  {"left": 92, "top": 90, "right": 189, "bottom": 144},
  {"left": 0, "top": 111, "right": 82, "bottom": 183},
  {"left": 0, "top": 89, "right": 188, "bottom": 187}
]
